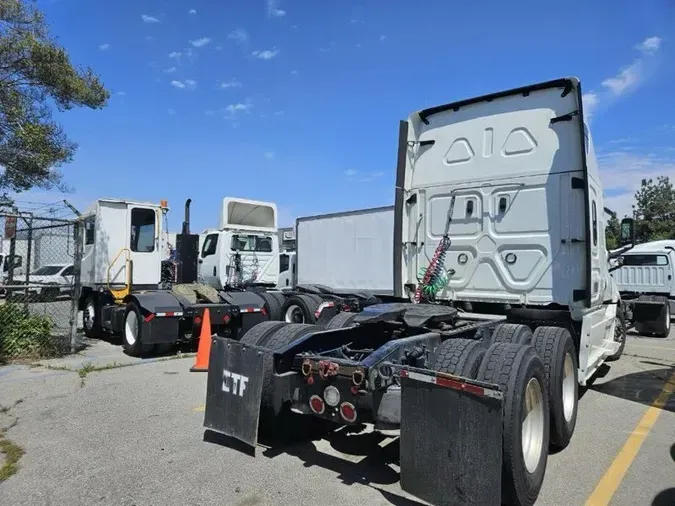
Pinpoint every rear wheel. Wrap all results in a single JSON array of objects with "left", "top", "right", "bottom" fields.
[
  {"left": 122, "top": 302, "right": 154, "bottom": 357},
  {"left": 532, "top": 326, "right": 578, "bottom": 451},
  {"left": 491, "top": 323, "right": 533, "bottom": 345},
  {"left": 430, "top": 338, "right": 486, "bottom": 379},
  {"left": 256, "top": 292, "right": 283, "bottom": 321},
  {"left": 40, "top": 286, "right": 59, "bottom": 302},
  {"left": 325, "top": 311, "right": 359, "bottom": 330},
  {"left": 282, "top": 294, "right": 323, "bottom": 324},
  {"left": 656, "top": 297, "right": 671, "bottom": 337},
  {"left": 477, "top": 343, "right": 549, "bottom": 506},
  {"left": 82, "top": 293, "right": 102, "bottom": 338}
]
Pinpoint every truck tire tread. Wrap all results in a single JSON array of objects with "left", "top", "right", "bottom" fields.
[
  {"left": 241, "top": 321, "right": 287, "bottom": 345},
  {"left": 431, "top": 338, "right": 486, "bottom": 379},
  {"left": 282, "top": 294, "right": 322, "bottom": 324},
  {"left": 256, "top": 292, "right": 283, "bottom": 321},
  {"left": 326, "top": 312, "right": 359, "bottom": 330},
  {"left": 491, "top": 323, "right": 533, "bottom": 345},
  {"left": 532, "top": 326, "right": 578, "bottom": 451},
  {"left": 477, "top": 342, "right": 550, "bottom": 506}
]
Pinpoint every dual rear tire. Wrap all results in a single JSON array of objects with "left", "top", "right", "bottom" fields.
[{"left": 431, "top": 323, "right": 578, "bottom": 506}]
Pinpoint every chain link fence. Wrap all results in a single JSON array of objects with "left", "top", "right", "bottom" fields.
[{"left": 0, "top": 211, "right": 82, "bottom": 362}]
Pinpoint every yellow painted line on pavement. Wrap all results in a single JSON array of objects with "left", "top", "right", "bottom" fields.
[
  {"left": 193, "top": 404, "right": 205, "bottom": 412},
  {"left": 585, "top": 371, "right": 675, "bottom": 506}
]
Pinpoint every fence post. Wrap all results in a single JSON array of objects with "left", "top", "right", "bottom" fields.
[
  {"left": 69, "top": 219, "right": 83, "bottom": 353},
  {"left": 24, "top": 216, "right": 33, "bottom": 311}
]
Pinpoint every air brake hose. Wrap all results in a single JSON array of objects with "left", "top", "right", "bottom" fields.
[{"left": 413, "top": 194, "right": 456, "bottom": 304}]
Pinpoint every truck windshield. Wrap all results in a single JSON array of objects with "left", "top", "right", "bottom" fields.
[
  {"left": 621, "top": 254, "right": 669, "bottom": 266},
  {"left": 32, "top": 265, "right": 64, "bottom": 276},
  {"left": 231, "top": 235, "right": 273, "bottom": 253}
]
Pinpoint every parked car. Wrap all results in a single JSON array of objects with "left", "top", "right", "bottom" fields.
[{"left": 10, "top": 263, "right": 75, "bottom": 302}]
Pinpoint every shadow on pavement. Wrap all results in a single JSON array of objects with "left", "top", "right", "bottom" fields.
[
  {"left": 204, "top": 423, "right": 426, "bottom": 506},
  {"left": 589, "top": 364, "right": 675, "bottom": 412},
  {"left": 652, "top": 443, "right": 675, "bottom": 506}
]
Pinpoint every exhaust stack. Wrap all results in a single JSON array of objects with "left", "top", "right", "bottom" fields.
[{"left": 182, "top": 198, "right": 192, "bottom": 235}]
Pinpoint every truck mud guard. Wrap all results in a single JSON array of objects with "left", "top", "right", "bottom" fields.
[
  {"left": 203, "top": 337, "right": 266, "bottom": 447},
  {"left": 399, "top": 366, "right": 503, "bottom": 506},
  {"left": 631, "top": 296, "right": 670, "bottom": 335}
]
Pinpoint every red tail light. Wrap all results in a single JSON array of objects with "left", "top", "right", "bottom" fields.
[
  {"left": 339, "top": 402, "right": 357, "bottom": 423},
  {"left": 222, "top": 313, "right": 231, "bottom": 324},
  {"left": 309, "top": 395, "right": 325, "bottom": 415},
  {"left": 194, "top": 315, "right": 202, "bottom": 325}
]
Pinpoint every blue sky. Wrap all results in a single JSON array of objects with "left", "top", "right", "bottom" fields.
[{"left": 8, "top": 0, "right": 675, "bottom": 231}]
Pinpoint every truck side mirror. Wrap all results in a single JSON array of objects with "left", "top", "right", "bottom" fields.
[{"left": 619, "top": 218, "right": 635, "bottom": 246}]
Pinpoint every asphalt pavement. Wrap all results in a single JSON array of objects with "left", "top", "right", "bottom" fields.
[{"left": 0, "top": 328, "right": 673, "bottom": 506}]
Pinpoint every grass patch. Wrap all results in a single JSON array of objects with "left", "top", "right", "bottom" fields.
[{"left": 0, "top": 436, "right": 24, "bottom": 481}]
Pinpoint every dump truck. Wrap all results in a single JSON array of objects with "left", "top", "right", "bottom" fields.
[{"left": 202, "top": 78, "right": 628, "bottom": 506}]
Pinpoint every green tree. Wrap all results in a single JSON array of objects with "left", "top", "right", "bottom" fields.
[
  {"left": 633, "top": 176, "right": 675, "bottom": 242},
  {"left": 605, "top": 214, "right": 620, "bottom": 250},
  {"left": 0, "top": 0, "right": 110, "bottom": 193}
]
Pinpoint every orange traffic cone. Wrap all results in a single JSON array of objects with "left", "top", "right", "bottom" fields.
[{"left": 190, "top": 307, "right": 212, "bottom": 372}]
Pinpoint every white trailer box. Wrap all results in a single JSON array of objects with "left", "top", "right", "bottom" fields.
[{"left": 295, "top": 206, "right": 394, "bottom": 294}]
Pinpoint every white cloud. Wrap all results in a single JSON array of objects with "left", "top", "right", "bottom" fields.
[
  {"left": 344, "top": 169, "right": 385, "bottom": 182},
  {"left": 220, "top": 78, "right": 242, "bottom": 89},
  {"left": 264, "top": 152, "right": 275, "bottom": 160},
  {"left": 267, "top": 0, "right": 286, "bottom": 17},
  {"left": 116, "top": 91, "right": 126, "bottom": 96},
  {"left": 98, "top": 43, "right": 110, "bottom": 51},
  {"left": 141, "top": 14, "right": 160, "bottom": 23},
  {"left": 226, "top": 102, "right": 252, "bottom": 114},
  {"left": 290, "top": 70, "right": 298, "bottom": 75},
  {"left": 189, "top": 9, "right": 196, "bottom": 15},
  {"left": 171, "top": 80, "right": 197, "bottom": 90},
  {"left": 636, "top": 36, "right": 662, "bottom": 54},
  {"left": 599, "top": 150, "right": 675, "bottom": 218},
  {"left": 582, "top": 92, "right": 599, "bottom": 120},
  {"left": 190, "top": 37, "right": 211, "bottom": 48},
  {"left": 252, "top": 49, "right": 279, "bottom": 60},
  {"left": 583, "top": 35, "right": 663, "bottom": 122},
  {"left": 164, "top": 66, "right": 177, "bottom": 73},
  {"left": 228, "top": 29, "right": 249, "bottom": 45},
  {"left": 215, "top": 46, "right": 223, "bottom": 51},
  {"left": 274, "top": 110, "right": 284, "bottom": 116},
  {"left": 168, "top": 51, "right": 182, "bottom": 59}
]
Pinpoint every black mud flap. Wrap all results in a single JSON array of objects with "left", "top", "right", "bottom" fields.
[
  {"left": 632, "top": 299, "right": 667, "bottom": 334},
  {"left": 399, "top": 367, "right": 503, "bottom": 506},
  {"left": 204, "top": 337, "right": 266, "bottom": 447}
]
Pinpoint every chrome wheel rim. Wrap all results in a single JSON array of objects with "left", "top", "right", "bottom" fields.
[
  {"left": 84, "top": 301, "right": 95, "bottom": 331},
  {"left": 522, "top": 377, "right": 545, "bottom": 474},
  {"left": 285, "top": 305, "right": 304, "bottom": 323},
  {"left": 125, "top": 311, "right": 138, "bottom": 345},
  {"left": 562, "top": 352, "right": 576, "bottom": 423}
]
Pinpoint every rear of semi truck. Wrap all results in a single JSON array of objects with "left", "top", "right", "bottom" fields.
[{"left": 203, "top": 77, "right": 620, "bottom": 506}]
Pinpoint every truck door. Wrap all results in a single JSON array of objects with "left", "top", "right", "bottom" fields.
[
  {"left": 199, "top": 232, "right": 220, "bottom": 287},
  {"left": 128, "top": 206, "right": 162, "bottom": 288}
]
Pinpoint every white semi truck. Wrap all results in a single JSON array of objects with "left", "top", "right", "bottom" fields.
[{"left": 203, "top": 77, "right": 629, "bottom": 506}]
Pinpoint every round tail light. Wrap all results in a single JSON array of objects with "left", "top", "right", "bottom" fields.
[
  {"left": 194, "top": 315, "right": 202, "bottom": 325},
  {"left": 339, "top": 402, "right": 357, "bottom": 423},
  {"left": 309, "top": 395, "right": 325, "bottom": 415},
  {"left": 222, "top": 313, "right": 231, "bottom": 324},
  {"left": 323, "top": 385, "right": 340, "bottom": 407}
]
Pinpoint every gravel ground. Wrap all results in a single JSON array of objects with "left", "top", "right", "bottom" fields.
[{"left": 0, "top": 330, "right": 673, "bottom": 506}]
